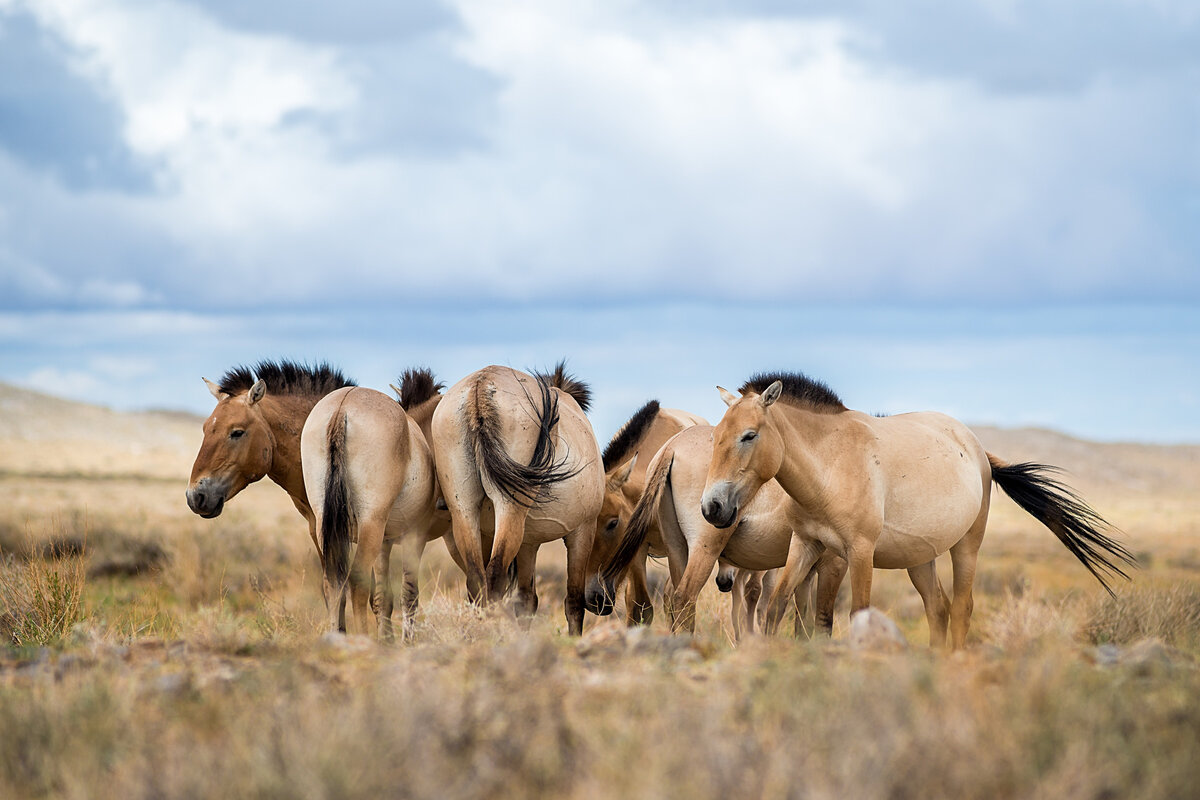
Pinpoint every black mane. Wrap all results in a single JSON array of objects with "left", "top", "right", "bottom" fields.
[
  {"left": 739, "top": 371, "right": 846, "bottom": 412},
  {"left": 535, "top": 360, "right": 592, "bottom": 413},
  {"left": 217, "top": 360, "right": 355, "bottom": 398},
  {"left": 396, "top": 367, "right": 444, "bottom": 410},
  {"left": 603, "top": 400, "right": 661, "bottom": 472}
]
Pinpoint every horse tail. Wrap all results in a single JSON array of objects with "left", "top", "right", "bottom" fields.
[
  {"left": 601, "top": 444, "right": 674, "bottom": 586},
  {"left": 469, "top": 374, "right": 581, "bottom": 508},
  {"left": 320, "top": 407, "right": 354, "bottom": 589},
  {"left": 988, "top": 454, "right": 1136, "bottom": 596}
]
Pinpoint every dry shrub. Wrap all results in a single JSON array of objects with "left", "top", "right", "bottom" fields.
[
  {"left": 979, "top": 592, "right": 1084, "bottom": 652},
  {"left": 1082, "top": 585, "right": 1200, "bottom": 648},
  {"left": 0, "top": 544, "right": 86, "bottom": 647}
]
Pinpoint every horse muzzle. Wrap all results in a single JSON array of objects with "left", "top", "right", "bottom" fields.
[
  {"left": 584, "top": 577, "right": 616, "bottom": 617},
  {"left": 186, "top": 480, "right": 227, "bottom": 518},
  {"left": 700, "top": 488, "right": 738, "bottom": 529}
]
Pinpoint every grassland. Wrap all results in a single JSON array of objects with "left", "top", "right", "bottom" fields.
[{"left": 1, "top": 383, "right": 1198, "bottom": 799}]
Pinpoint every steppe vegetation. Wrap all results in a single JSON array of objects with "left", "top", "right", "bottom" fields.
[{"left": 1, "top": 383, "right": 1199, "bottom": 799}]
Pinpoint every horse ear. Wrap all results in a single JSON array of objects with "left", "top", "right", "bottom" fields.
[
  {"left": 608, "top": 453, "right": 637, "bottom": 489},
  {"left": 203, "top": 377, "right": 226, "bottom": 400},
  {"left": 247, "top": 379, "right": 267, "bottom": 406},
  {"left": 717, "top": 386, "right": 739, "bottom": 407},
  {"left": 760, "top": 380, "right": 783, "bottom": 408},
  {"left": 390, "top": 383, "right": 403, "bottom": 401}
]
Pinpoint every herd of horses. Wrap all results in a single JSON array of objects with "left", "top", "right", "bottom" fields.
[{"left": 186, "top": 360, "right": 1136, "bottom": 647}]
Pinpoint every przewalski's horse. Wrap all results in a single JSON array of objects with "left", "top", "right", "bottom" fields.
[
  {"left": 302, "top": 385, "right": 442, "bottom": 640},
  {"left": 430, "top": 364, "right": 604, "bottom": 635},
  {"left": 701, "top": 371, "right": 1137, "bottom": 648},
  {"left": 584, "top": 401, "right": 707, "bottom": 624},
  {"left": 187, "top": 361, "right": 355, "bottom": 551},
  {"left": 597, "top": 424, "right": 850, "bottom": 637}
]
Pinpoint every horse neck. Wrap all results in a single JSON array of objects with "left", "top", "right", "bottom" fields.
[
  {"left": 770, "top": 404, "right": 843, "bottom": 511},
  {"left": 257, "top": 393, "right": 320, "bottom": 505},
  {"left": 406, "top": 395, "right": 442, "bottom": 447}
]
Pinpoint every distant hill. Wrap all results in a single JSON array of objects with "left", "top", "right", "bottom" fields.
[
  {"left": 0, "top": 382, "right": 204, "bottom": 480},
  {"left": 1, "top": 381, "right": 1197, "bottom": 496}
]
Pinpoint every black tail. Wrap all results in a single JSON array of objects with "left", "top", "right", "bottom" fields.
[
  {"left": 600, "top": 445, "right": 674, "bottom": 586},
  {"left": 989, "top": 455, "right": 1136, "bottom": 596},
  {"left": 321, "top": 410, "right": 354, "bottom": 588},
  {"left": 471, "top": 374, "right": 582, "bottom": 508}
]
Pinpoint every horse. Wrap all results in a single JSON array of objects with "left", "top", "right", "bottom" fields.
[
  {"left": 301, "top": 385, "right": 441, "bottom": 639},
  {"left": 430, "top": 364, "right": 604, "bottom": 635},
  {"left": 187, "top": 360, "right": 356, "bottom": 551},
  {"left": 597, "top": 424, "right": 854, "bottom": 637},
  {"left": 584, "top": 400, "right": 707, "bottom": 624},
  {"left": 700, "top": 371, "right": 1137, "bottom": 648}
]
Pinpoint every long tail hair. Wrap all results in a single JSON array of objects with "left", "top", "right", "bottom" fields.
[
  {"left": 600, "top": 444, "right": 674, "bottom": 587},
  {"left": 470, "top": 374, "right": 581, "bottom": 508},
  {"left": 989, "top": 455, "right": 1136, "bottom": 596},
  {"left": 320, "top": 408, "right": 354, "bottom": 588}
]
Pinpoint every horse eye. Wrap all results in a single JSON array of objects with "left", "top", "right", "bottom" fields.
[
  {"left": 605, "top": 518, "right": 619, "bottom": 533},
  {"left": 740, "top": 430, "right": 758, "bottom": 443},
  {"left": 229, "top": 429, "right": 246, "bottom": 440}
]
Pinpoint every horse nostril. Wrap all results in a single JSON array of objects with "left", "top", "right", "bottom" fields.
[{"left": 702, "top": 498, "right": 722, "bottom": 523}]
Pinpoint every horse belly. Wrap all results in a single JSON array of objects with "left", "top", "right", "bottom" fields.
[{"left": 873, "top": 461, "right": 984, "bottom": 569}]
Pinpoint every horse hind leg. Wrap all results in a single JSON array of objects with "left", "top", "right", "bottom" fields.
[
  {"left": 906, "top": 560, "right": 950, "bottom": 648},
  {"left": 372, "top": 539, "right": 397, "bottom": 642},
  {"left": 949, "top": 509, "right": 988, "bottom": 649},
  {"left": 349, "top": 514, "right": 387, "bottom": 637},
  {"left": 485, "top": 503, "right": 530, "bottom": 602},
  {"left": 563, "top": 523, "right": 596, "bottom": 636},
  {"left": 512, "top": 542, "right": 540, "bottom": 626}
]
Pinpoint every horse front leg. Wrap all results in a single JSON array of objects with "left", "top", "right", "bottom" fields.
[
  {"left": 762, "top": 535, "right": 822, "bottom": 635},
  {"left": 623, "top": 546, "right": 654, "bottom": 627},
  {"left": 563, "top": 523, "right": 596, "bottom": 636},
  {"left": 811, "top": 553, "right": 847, "bottom": 637},
  {"left": 666, "top": 531, "right": 731, "bottom": 635}
]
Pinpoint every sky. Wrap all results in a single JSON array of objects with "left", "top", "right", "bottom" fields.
[{"left": 0, "top": 0, "right": 1197, "bottom": 444}]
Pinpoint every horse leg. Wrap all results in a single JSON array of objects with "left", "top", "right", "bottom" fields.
[
  {"left": 448, "top": 503, "right": 487, "bottom": 604},
  {"left": 349, "top": 515, "right": 386, "bottom": 636},
  {"left": 741, "top": 571, "right": 766, "bottom": 641},
  {"left": 623, "top": 547, "right": 654, "bottom": 626},
  {"left": 812, "top": 553, "right": 847, "bottom": 637},
  {"left": 485, "top": 504, "right": 529, "bottom": 602},
  {"left": 394, "top": 532, "right": 428, "bottom": 641},
  {"left": 847, "top": 535, "right": 877, "bottom": 613},
  {"left": 371, "top": 538, "right": 397, "bottom": 642},
  {"left": 512, "top": 542, "right": 540, "bottom": 623},
  {"left": 666, "top": 530, "right": 731, "bottom": 635},
  {"left": 791, "top": 568, "right": 814, "bottom": 638},
  {"left": 949, "top": 510, "right": 988, "bottom": 649},
  {"left": 907, "top": 559, "right": 950, "bottom": 648},
  {"left": 563, "top": 523, "right": 595, "bottom": 636},
  {"left": 763, "top": 535, "right": 823, "bottom": 635},
  {"left": 730, "top": 570, "right": 748, "bottom": 641}
]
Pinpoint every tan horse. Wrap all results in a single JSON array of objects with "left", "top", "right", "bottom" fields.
[
  {"left": 584, "top": 401, "right": 706, "bottom": 624},
  {"left": 430, "top": 364, "right": 604, "bottom": 635},
  {"left": 187, "top": 361, "right": 355, "bottom": 549},
  {"left": 598, "top": 424, "right": 852, "bottom": 637},
  {"left": 701, "top": 371, "right": 1136, "bottom": 648},
  {"left": 302, "top": 385, "right": 441, "bottom": 639}
]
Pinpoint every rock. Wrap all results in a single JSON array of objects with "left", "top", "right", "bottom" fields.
[{"left": 848, "top": 608, "right": 908, "bottom": 653}]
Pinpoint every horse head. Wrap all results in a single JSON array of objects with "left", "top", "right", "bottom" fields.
[
  {"left": 584, "top": 454, "right": 638, "bottom": 616},
  {"left": 186, "top": 377, "right": 275, "bottom": 518},
  {"left": 701, "top": 381, "right": 784, "bottom": 529}
]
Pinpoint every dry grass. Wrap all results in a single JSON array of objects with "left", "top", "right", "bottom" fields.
[{"left": 1, "top": 392, "right": 1199, "bottom": 798}]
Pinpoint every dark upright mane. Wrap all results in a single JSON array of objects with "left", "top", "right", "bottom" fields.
[
  {"left": 739, "top": 371, "right": 846, "bottom": 413},
  {"left": 603, "top": 400, "right": 661, "bottom": 472},
  {"left": 396, "top": 367, "right": 444, "bottom": 410},
  {"left": 535, "top": 359, "right": 592, "bottom": 413},
  {"left": 217, "top": 360, "right": 355, "bottom": 398}
]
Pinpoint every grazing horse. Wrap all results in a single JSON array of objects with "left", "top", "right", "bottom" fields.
[
  {"left": 430, "top": 364, "right": 604, "bottom": 635},
  {"left": 584, "top": 401, "right": 707, "bottom": 624},
  {"left": 701, "top": 371, "right": 1136, "bottom": 648},
  {"left": 597, "top": 424, "right": 852, "bottom": 637},
  {"left": 301, "top": 386, "right": 441, "bottom": 639},
  {"left": 187, "top": 361, "right": 355, "bottom": 550}
]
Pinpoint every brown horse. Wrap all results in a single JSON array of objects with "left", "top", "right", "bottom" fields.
[
  {"left": 430, "top": 364, "right": 604, "bottom": 635},
  {"left": 598, "top": 424, "right": 853, "bottom": 637},
  {"left": 302, "top": 386, "right": 441, "bottom": 639},
  {"left": 701, "top": 371, "right": 1136, "bottom": 648},
  {"left": 187, "top": 361, "right": 355, "bottom": 550},
  {"left": 584, "top": 401, "right": 706, "bottom": 624}
]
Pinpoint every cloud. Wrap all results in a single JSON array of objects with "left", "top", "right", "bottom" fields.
[{"left": 0, "top": 0, "right": 1197, "bottom": 312}]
